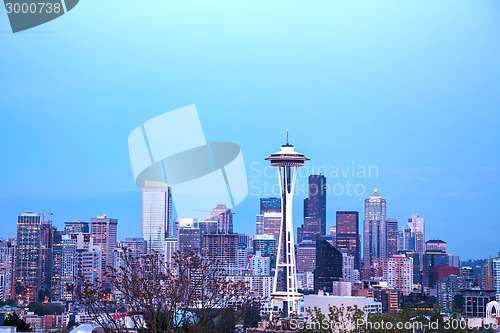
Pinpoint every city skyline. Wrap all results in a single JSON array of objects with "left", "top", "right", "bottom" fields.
[{"left": 1, "top": 1, "right": 500, "bottom": 260}]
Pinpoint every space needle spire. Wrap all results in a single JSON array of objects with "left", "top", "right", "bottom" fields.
[{"left": 265, "top": 131, "right": 309, "bottom": 318}]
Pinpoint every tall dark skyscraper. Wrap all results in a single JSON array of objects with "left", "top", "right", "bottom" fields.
[
  {"left": 15, "top": 212, "right": 41, "bottom": 303},
  {"left": 386, "top": 218, "right": 399, "bottom": 258},
  {"left": 336, "top": 211, "right": 361, "bottom": 270},
  {"left": 39, "top": 220, "right": 55, "bottom": 297},
  {"left": 304, "top": 175, "right": 327, "bottom": 236},
  {"left": 260, "top": 197, "right": 281, "bottom": 214},
  {"left": 314, "top": 236, "right": 342, "bottom": 293}
]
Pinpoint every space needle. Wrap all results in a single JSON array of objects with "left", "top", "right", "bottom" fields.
[{"left": 266, "top": 130, "right": 309, "bottom": 318}]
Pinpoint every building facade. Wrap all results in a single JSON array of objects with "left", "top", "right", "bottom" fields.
[
  {"left": 363, "top": 190, "right": 387, "bottom": 280},
  {"left": 142, "top": 181, "right": 172, "bottom": 254},
  {"left": 336, "top": 211, "right": 361, "bottom": 270}
]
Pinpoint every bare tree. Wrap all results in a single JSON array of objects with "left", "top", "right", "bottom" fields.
[{"left": 68, "top": 249, "right": 260, "bottom": 333}]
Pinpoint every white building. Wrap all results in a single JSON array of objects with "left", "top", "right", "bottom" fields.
[
  {"left": 174, "top": 217, "right": 197, "bottom": 236},
  {"left": 303, "top": 295, "right": 381, "bottom": 319},
  {"left": 384, "top": 255, "right": 413, "bottom": 296},
  {"left": 228, "top": 275, "right": 273, "bottom": 299},
  {"left": 142, "top": 181, "right": 172, "bottom": 254},
  {"left": 249, "top": 252, "right": 270, "bottom": 276},
  {"left": 297, "top": 271, "right": 314, "bottom": 291},
  {"left": 342, "top": 252, "right": 355, "bottom": 283},
  {"left": 164, "top": 237, "right": 177, "bottom": 266},
  {"left": 332, "top": 281, "right": 352, "bottom": 296},
  {"left": 82, "top": 245, "right": 102, "bottom": 287}
]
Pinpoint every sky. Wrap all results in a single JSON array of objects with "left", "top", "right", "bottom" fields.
[{"left": 1, "top": 0, "right": 499, "bottom": 259}]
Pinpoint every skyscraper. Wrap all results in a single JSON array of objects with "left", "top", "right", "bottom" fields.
[
  {"left": 121, "top": 237, "right": 147, "bottom": 259},
  {"left": 209, "top": 204, "right": 234, "bottom": 234},
  {"left": 336, "top": 211, "right": 361, "bottom": 270},
  {"left": 177, "top": 227, "right": 200, "bottom": 253},
  {"left": 296, "top": 217, "right": 321, "bottom": 244},
  {"left": 386, "top": 218, "right": 399, "bottom": 258},
  {"left": 314, "top": 236, "right": 342, "bottom": 293},
  {"left": 261, "top": 212, "right": 282, "bottom": 241},
  {"left": 64, "top": 220, "right": 89, "bottom": 234},
  {"left": 296, "top": 237, "right": 316, "bottom": 274},
  {"left": 51, "top": 235, "right": 76, "bottom": 301},
  {"left": 363, "top": 190, "right": 387, "bottom": 280},
  {"left": 303, "top": 175, "right": 327, "bottom": 236},
  {"left": 404, "top": 214, "right": 425, "bottom": 254},
  {"left": 253, "top": 234, "right": 277, "bottom": 269},
  {"left": 0, "top": 239, "right": 15, "bottom": 301},
  {"left": 15, "top": 212, "right": 41, "bottom": 303},
  {"left": 91, "top": 215, "right": 118, "bottom": 290},
  {"left": 142, "top": 181, "right": 172, "bottom": 254},
  {"left": 39, "top": 220, "right": 55, "bottom": 297},
  {"left": 260, "top": 197, "right": 281, "bottom": 214},
  {"left": 266, "top": 134, "right": 309, "bottom": 316},
  {"left": 384, "top": 255, "right": 413, "bottom": 296},
  {"left": 203, "top": 234, "right": 239, "bottom": 274}
]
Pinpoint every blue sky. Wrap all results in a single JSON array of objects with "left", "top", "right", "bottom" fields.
[{"left": 1, "top": 0, "right": 499, "bottom": 259}]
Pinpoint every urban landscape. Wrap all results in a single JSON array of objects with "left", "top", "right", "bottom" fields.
[
  {"left": 0, "top": 138, "right": 499, "bottom": 332},
  {"left": 2, "top": 1, "right": 499, "bottom": 332}
]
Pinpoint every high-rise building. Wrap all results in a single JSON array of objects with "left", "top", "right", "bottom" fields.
[
  {"left": 384, "top": 255, "right": 413, "bottom": 296},
  {"left": 15, "top": 212, "right": 41, "bottom": 303},
  {"left": 142, "top": 181, "right": 172, "bottom": 254},
  {"left": 303, "top": 175, "right": 327, "bottom": 236},
  {"left": 209, "top": 204, "right": 233, "bottom": 234},
  {"left": 363, "top": 190, "right": 387, "bottom": 280},
  {"left": 341, "top": 250, "right": 356, "bottom": 283},
  {"left": 80, "top": 245, "right": 102, "bottom": 288},
  {"left": 199, "top": 220, "right": 217, "bottom": 253},
  {"left": 407, "top": 214, "right": 425, "bottom": 254},
  {"left": 39, "top": 220, "right": 55, "bottom": 296},
  {"left": 177, "top": 227, "right": 201, "bottom": 253},
  {"left": 257, "top": 212, "right": 281, "bottom": 241},
  {"left": 260, "top": 197, "right": 281, "bottom": 214},
  {"left": 203, "top": 234, "right": 239, "bottom": 274},
  {"left": 426, "top": 240, "right": 447, "bottom": 253},
  {"left": 164, "top": 237, "right": 177, "bottom": 267},
  {"left": 237, "top": 243, "right": 249, "bottom": 273},
  {"left": 51, "top": 232, "right": 78, "bottom": 301},
  {"left": 330, "top": 225, "right": 336, "bottom": 246},
  {"left": 422, "top": 251, "right": 449, "bottom": 289},
  {"left": 250, "top": 252, "right": 271, "bottom": 276},
  {"left": 253, "top": 234, "right": 277, "bottom": 269},
  {"left": 492, "top": 257, "right": 500, "bottom": 299},
  {"left": 297, "top": 217, "right": 321, "bottom": 244},
  {"left": 314, "top": 236, "right": 342, "bottom": 293},
  {"left": 64, "top": 220, "right": 89, "bottom": 235},
  {"left": 91, "top": 215, "right": 118, "bottom": 290},
  {"left": 336, "top": 211, "right": 361, "bottom": 270},
  {"left": 266, "top": 135, "right": 309, "bottom": 316},
  {"left": 386, "top": 218, "right": 398, "bottom": 258},
  {"left": 121, "top": 237, "right": 147, "bottom": 259},
  {"left": 0, "top": 239, "right": 15, "bottom": 301},
  {"left": 437, "top": 275, "right": 469, "bottom": 308},
  {"left": 296, "top": 237, "right": 316, "bottom": 274}
]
